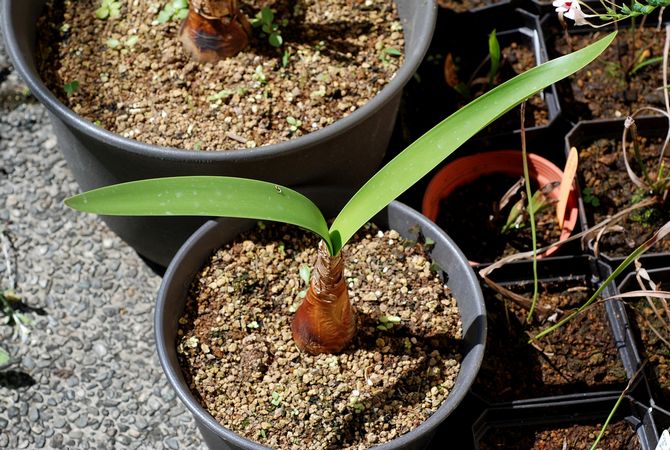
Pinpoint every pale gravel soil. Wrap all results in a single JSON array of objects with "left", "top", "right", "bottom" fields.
[
  {"left": 36, "top": 0, "right": 404, "bottom": 150},
  {"left": 178, "top": 225, "right": 462, "bottom": 449},
  {"left": 0, "top": 30, "right": 205, "bottom": 450}
]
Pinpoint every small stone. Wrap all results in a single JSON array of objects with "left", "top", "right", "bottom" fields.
[
  {"left": 28, "top": 407, "right": 39, "bottom": 422},
  {"left": 34, "top": 435, "right": 46, "bottom": 448},
  {"left": 93, "top": 343, "right": 107, "bottom": 357},
  {"left": 21, "top": 356, "right": 35, "bottom": 370},
  {"left": 7, "top": 406, "right": 19, "bottom": 419},
  {"left": 51, "top": 434, "right": 63, "bottom": 447},
  {"left": 165, "top": 437, "right": 179, "bottom": 450},
  {"left": 147, "top": 397, "right": 161, "bottom": 412},
  {"left": 53, "top": 417, "right": 66, "bottom": 429},
  {"left": 75, "top": 415, "right": 88, "bottom": 428}
]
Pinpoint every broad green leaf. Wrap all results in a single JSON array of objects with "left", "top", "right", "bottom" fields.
[
  {"left": 65, "top": 176, "right": 333, "bottom": 253},
  {"left": 328, "top": 32, "right": 616, "bottom": 255}
]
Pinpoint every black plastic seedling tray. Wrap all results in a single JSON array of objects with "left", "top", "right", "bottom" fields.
[
  {"left": 564, "top": 116, "right": 670, "bottom": 267},
  {"left": 472, "top": 393, "right": 660, "bottom": 449}
]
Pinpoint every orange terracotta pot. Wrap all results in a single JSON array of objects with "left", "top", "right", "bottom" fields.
[{"left": 422, "top": 150, "right": 578, "bottom": 263}]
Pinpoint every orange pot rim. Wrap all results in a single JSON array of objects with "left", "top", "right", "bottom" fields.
[{"left": 422, "top": 150, "right": 579, "bottom": 263}]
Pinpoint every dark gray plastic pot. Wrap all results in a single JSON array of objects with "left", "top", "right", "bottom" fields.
[
  {"left": 155, "top": 199, "right": 486, "bottom": 450},
  {"left": 1, "top": 0, "right": 436, "bottom": 267}
]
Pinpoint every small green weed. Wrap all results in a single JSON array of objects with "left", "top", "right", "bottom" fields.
[
  {"left": 251, "top": 7, "right": 286, "bottom": 48},
  {"left": 64, "top": 81, "right": 80, "bottom": 97},
  {"left": 377, "top": 315, "right": 401, "bottom": 331},
  {"left": 582, "top": 187, "right": 601, "bottom": 207},
  {"left": 379, "top": 47, "right": 402, "bottom": 64},
  {"left": 95, "top": 0, "right": 122, "bottom": 20},
  {"left": 154, "top": 0, "right": 189, "bottom": 25},
  {"left": 286, "top": 116, "right": 302, "bottom": 133}
]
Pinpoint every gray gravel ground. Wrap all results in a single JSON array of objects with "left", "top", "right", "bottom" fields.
[{"left": 0, "top": 26, "right": 206, "bottom": 450}]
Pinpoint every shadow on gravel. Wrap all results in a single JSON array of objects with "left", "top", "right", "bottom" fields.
[{"left": 0, "top": 370, "right": 36, "bottom": 389}]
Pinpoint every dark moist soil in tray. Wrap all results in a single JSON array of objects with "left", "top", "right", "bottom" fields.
[
  {"left": 177, "top": 222, "right": 463, "bottom": 450},
  {"left": 552, "top": 28, "right": 665, "bottom": 121},
  {"left": 399, "top": 38, "right": 548, "bottom": 145},
  {"left": 36, "top": 0, "right": 404, "bottom": 150},
  {"left": 578, "top": 135, "right": 670, "bottom": 257},
  {"left": 436, "top": 173, "right": 562, "bottom": 264},
  {"left": 436, "top": 0, "right": 505, "bottom": 13},
  {"left": 625, "top": 277, "right": 670, "bottom": 407},
  {"left": 479, "top": 420, "right": 641, "bottom": 450},
  {"left": 472, "top": 278, "right": 627, "bottom": 403}
]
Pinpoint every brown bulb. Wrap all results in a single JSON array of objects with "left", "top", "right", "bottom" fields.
[
  {"left": 179, "top": 0, "right": 251, "bottom": 62},
  {"left": 291, "top": 241, "right": 357, "bottom": 355}
]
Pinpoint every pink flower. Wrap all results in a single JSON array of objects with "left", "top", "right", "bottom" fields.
[{"left": 552, "top": 0, "right": 592, "bottom": 26}]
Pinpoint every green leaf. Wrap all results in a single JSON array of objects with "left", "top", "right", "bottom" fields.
[
  {"left": 64, "top": 80, "right": 80, "bottom": 96},
  {"left": 106, "top": 38, "right": 121, "bottom": 48},
  {"left": 488, "top": 29, "right": 501, "bottom": 86},
  {"left": 156, "top": 6, "right": 174, "bottom": 24},
  {"left": 125, "top": 35, "right": 139, "bottom": 47},
  {"left": 0, "top": 347, "right": 9, "bottom": 366},
  {"left": 95, "top": 6, "right": 109, "bottom": 19},
  {"left": 175, "top": 8, "right": 189, "bottom": 20},
  {"left": 328, "top": 32, "right": 616, "bottom": 255},
  {"left": 269, "top": 33, "right": 283, "bottom": 48},
  {"left": 261, "top": 7, "right": 274, "bottom": 25},
  {"left": 299, "top": 265, "right": 311, "bottom": 285},
  {"left": 629, "top": 55, "right": 663, "bottom": 76},
  {"left": 65, "top": 177, "right": 333, "bottom": 253}
]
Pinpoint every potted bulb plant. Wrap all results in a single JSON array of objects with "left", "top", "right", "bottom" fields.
[
  {"left": 64, "top": 34, "right": 616, "bottom": 448},
  {"left": 1, "top": 0, "right": 437, "bottom": 267}
]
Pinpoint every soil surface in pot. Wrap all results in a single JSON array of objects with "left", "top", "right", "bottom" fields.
[
  {"left": 401, "top": 38, "right": 548, "bottom": 146},
  {"left": 625, "top": 276, "right": 670, "bottom": 407},
  {"left": 435, "top": 173, "right": 562, "bottom": 263},
  {"left": 578, "top": 135, "right": 670, "bottom": 257},
  {"left": 479, "top": 420, "right": 641, "bottom": 449},
  {"left": 177, "top": 222, "right": 463, "bottom": 449},
  {"left": 472, "top": 277, "right": 627, "bottom": 403},
  {"left": 552, "top": 28, "right": 665, "bottom": 121},
  {"left": 36, "top": 0, "right": 404, "bottom": 150},
  {"left": 436, "top": 0, "right": 505, "bottom": 13}
]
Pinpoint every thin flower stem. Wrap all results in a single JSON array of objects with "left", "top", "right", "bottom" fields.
[
  {"left": 589, "top": 363, "right": 645, "bottom": 450},
  {"left": 660, "top": 24, "right": 670, "bottom": 161},
  {"left": 629, "top": 120, "right": 650, "bottom": 182},
  {"left": 520, "top": 102, "right": 540, "bottom": 323}
]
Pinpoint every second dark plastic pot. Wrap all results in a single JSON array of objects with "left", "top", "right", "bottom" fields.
[
  {"left": 1, "top": 0, "right": 437, "bottom": 267},
  {"left": 155, "top": 198, "right": 487, "bottom": 450}
]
